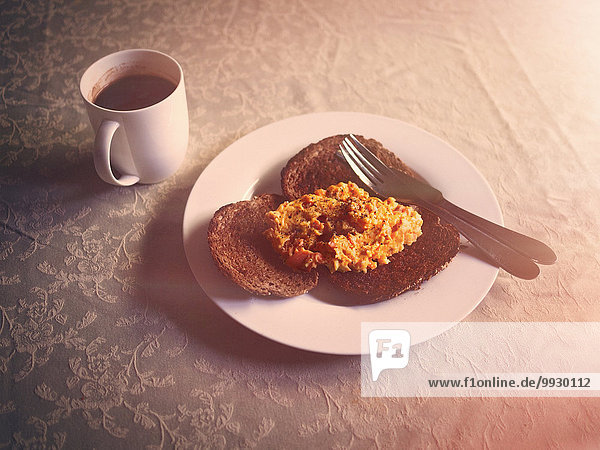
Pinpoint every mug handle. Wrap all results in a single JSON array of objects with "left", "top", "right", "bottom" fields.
[{"left": 93, "top": 120, "right": 140, "bottom": 186}]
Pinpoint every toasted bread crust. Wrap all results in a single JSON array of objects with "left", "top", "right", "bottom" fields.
[
  {"left": 207, "top": 194, "right": 319, "bottom": 297},
  {"left": 281, "top": 134, "right": 417, "bottom": 200}
]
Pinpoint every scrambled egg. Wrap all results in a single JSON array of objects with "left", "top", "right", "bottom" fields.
[{"left": 264, "top": 182, "right": 423, "bottom": 272}]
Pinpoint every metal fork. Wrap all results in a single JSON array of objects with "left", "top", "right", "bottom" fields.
[{"left": 339, "top": 134, "right": 556, "bottom": 279}]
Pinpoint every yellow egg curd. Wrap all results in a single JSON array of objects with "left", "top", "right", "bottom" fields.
[{"left": 264, "top": 181, "right": 422, "bottom": 272}]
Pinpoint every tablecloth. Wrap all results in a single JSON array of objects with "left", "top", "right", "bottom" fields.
[{"left": 1, "top": 0, "right": 599, "bottom": 447}]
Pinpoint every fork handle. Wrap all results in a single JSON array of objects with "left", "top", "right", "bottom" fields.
[
  {"left": 417, "top": 199, "right": 541, "bottom": 279},
  {"left": 436, "top": 198, "right": 557, "bottom": 265}
]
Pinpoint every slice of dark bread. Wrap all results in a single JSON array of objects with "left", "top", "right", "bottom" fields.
[
  {"left": 208, "top": 194, "right": 319, "bottom": 297},
  {"left": 328, "top": 208, "right": 460, "bottom": 303},
  {"left": 280, "top": 134, "right": 460, "bottom": 303},
  {"left": 281, "top": 134, "right": 418, "bottom": 200}
]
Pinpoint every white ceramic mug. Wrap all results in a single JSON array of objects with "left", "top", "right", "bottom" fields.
[{"left": 80, "top": 49, "right": 189, "bottom": 186}]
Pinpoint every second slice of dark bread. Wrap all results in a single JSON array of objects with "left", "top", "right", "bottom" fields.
[
  {"left": 281, "top": 134, "right": 417, "bottom": 200},
  {"left": 208, "top": 194, "right": 319, "bottom": 297},
  {"left": 328, "top": 209, "right": 460, "bottom": 303}
]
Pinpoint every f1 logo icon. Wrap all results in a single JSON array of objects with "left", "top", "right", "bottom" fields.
[{"left": 368, "top": 329, "right": 411, "bottom": 381}]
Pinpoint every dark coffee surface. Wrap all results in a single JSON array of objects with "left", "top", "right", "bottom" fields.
[{"left": 93, "top": 74, "right": 176, "bottom": 111}]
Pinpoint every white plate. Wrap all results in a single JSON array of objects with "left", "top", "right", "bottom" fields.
[{"left": 183, "top": 112, "right": 501, "bottom": 355}]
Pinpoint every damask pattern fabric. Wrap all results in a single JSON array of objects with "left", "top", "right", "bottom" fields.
[{"left": 1, "top": 0, "right": 599, "bottom": 448}]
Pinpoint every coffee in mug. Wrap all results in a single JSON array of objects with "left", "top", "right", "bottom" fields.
[
  {"left": 93, "top": 74, "right": 177, "bottom": 111},
  {"left": 80, "top": 49, "right": 189, "bottom": 186}
]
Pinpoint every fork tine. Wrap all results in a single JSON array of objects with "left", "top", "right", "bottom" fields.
[
  {"left": 339, "top": 142, "right": 379, "bottom": 191},
  {"left": 343, "top": 137, "right": 383, "bottom": 179},
  {"left": 342, "top": 137, "right": 386, "bottom": 183},
  {"left": 342, "top": 139, "right": 387, "bottom": 184},
  {"left": 348, "top": 134, "right": 394, "bottom": 176}
]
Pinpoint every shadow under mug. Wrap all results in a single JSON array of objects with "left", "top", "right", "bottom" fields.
[{"left": 80, "top": 49, "right": 189, "bottom": 186}]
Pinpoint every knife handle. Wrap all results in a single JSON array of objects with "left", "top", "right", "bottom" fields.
[
  {"left": 418, "top": 199, "right": 541, "bottom": 280},
  {"left": 435, "top": 198, "right": 557, "bottom": 265}
]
